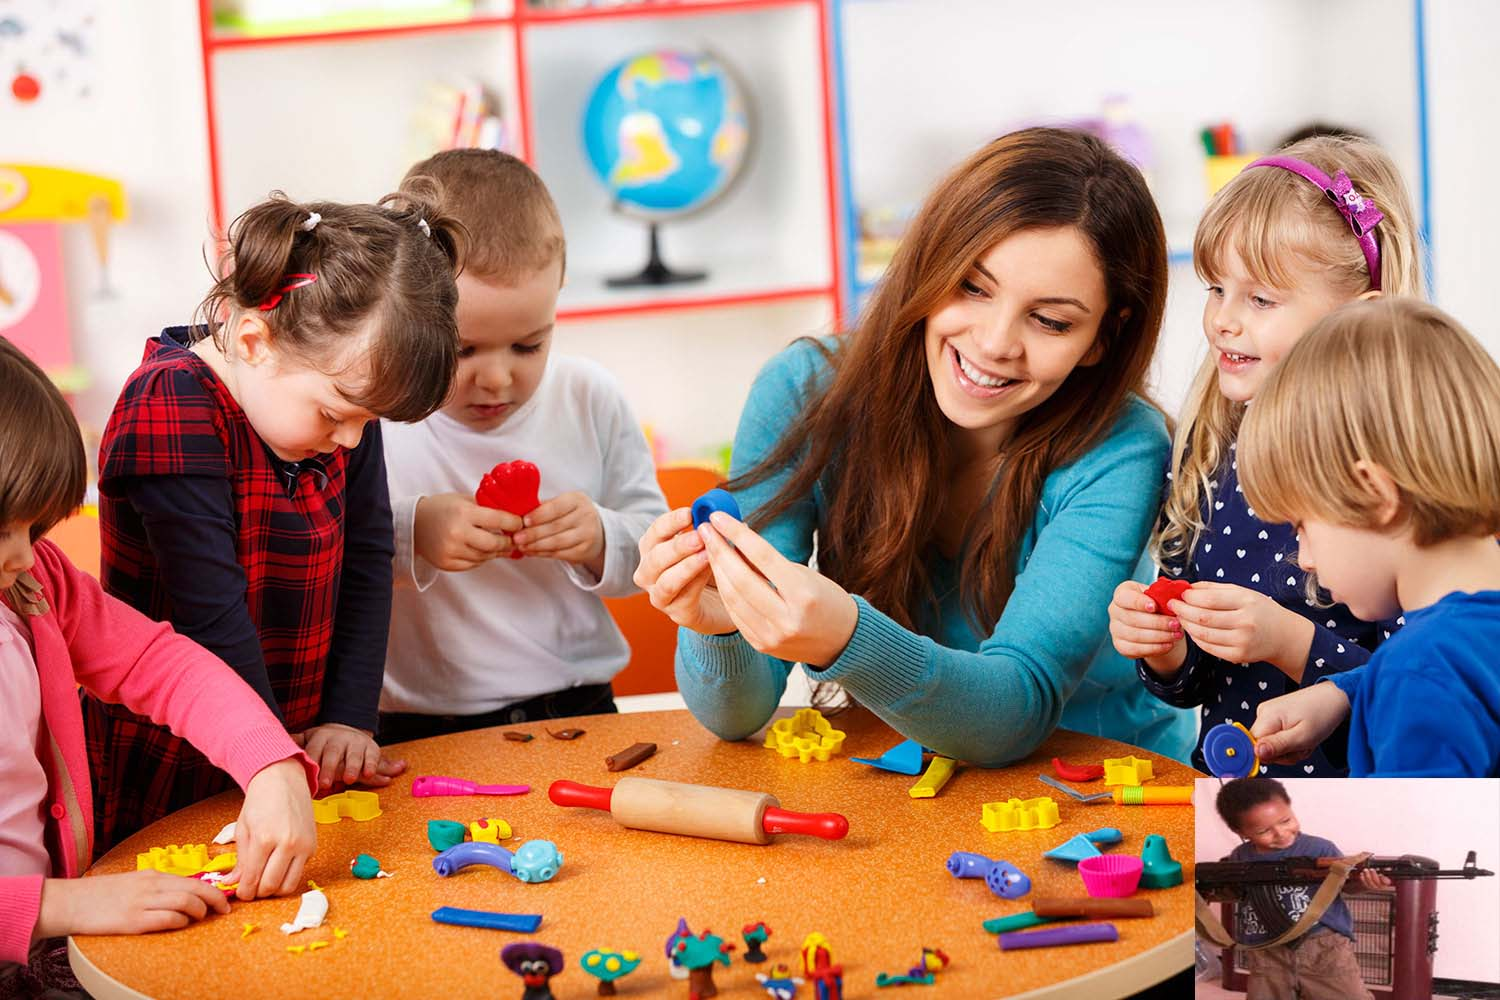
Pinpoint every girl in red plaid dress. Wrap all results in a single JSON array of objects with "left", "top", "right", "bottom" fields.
[{"left": 85, "top": 184, "right": 462, "bottom": 851}]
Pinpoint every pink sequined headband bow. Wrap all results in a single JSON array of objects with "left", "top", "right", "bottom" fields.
[{"left": 1246, "top": 155, "right": 1385, "bottom": 291}]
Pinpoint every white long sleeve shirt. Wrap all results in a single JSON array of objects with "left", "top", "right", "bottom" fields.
[{"left": 380, "top": 355, "right": 667, "bottom": 715}]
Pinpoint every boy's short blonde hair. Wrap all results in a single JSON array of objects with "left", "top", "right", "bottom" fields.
[
  {"left": 403, "top": 149, "right": 565, "bottom": 285},
  {"left": 0, "top": 337, "right": 86, "bottom": 539},
  {"left": 1240, "top": 298, "right": 1500, "bottom": 545}
]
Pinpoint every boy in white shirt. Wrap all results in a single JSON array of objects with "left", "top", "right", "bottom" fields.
[{"left": 379, "top": 150, "right": 667, "bottom": 741}]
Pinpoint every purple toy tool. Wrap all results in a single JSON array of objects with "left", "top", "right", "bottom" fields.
[
  {"left": 412, "top": 775, "right": 530, "bottom": 797},
  {"left": 945, "top": 851, "right": 1032, "bottom": 899},
  {"left": 998, "top": 922, "right": 1119, "bottom": 951}
]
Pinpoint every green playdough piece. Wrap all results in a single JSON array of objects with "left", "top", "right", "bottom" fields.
[
  {"left": 351, "top": 853, "right": 384, "bottom": 879},
  {"left": 427, "top": 820, "right": 467, "bottom": 852}
]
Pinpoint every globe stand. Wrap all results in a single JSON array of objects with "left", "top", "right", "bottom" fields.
[{"left": 607, "top": 222, "right": 705, "bottom": 288}]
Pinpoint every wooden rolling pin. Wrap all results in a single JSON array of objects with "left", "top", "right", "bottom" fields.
[{"left": 549, "top": 778, "right": 849, "bottom": 845}]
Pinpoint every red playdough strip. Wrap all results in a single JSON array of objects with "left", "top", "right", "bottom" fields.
[
  {"left": 1051, "top": 757, "right": 1105, "bottom": 782},
  {"left": 1143, "top": 576, "right": 1191, "bottom": 615}
]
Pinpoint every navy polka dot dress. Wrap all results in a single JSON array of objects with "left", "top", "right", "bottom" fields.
[{"left": 1136, "top": 441, "right": 1400, "bottom": 777}]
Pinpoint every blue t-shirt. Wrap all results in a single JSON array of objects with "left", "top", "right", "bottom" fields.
[
  {"left": 1226, "top": 833, "right": 1355, "bottom": 943},
  {"left": 1331, "top": 590, "right": 1500, "bottom": 777}
]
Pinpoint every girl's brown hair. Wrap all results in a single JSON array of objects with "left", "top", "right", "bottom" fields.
[
  {"left": 194, "top": 180, "right": 464, "bottom": 422},
  {"left": 1153, "top": 134, "right": 1424, "bottom": 572},
  {"left": 734, "top": 128, "right": 1168, "bottom": 633},
  {"left": 1240, "top": 298, "right": 1500, "bottom": 545},
  {"left": 0, "top": 336, "right": 87, "bottom": 540}
]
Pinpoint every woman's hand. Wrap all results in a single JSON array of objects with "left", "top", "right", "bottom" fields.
[
  {"left": 697, "top": 512, "right": 857, "bottom": 668},
  {"left": 633, "top": 507, "right": 736, "bottom": 636},
  {"left": 1172, "top": 582, "right": 1314, "bottom": 679},
  {"left": 1108, "top": 579, "right": 1185, "bottom": 665},
  {"left": 224, "top": 757, "right": 317, "bottom": 900}
]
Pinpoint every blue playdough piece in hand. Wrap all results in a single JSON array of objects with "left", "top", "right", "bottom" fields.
[{"left": 691, "top": 488, "right": 742, "bottom": 529}]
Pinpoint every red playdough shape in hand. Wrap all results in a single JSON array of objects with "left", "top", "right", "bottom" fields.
[
  {"left": 476, "top": 460, "right": 541, "bottom": 559},
  {"left": 1143, "top": 576, "right": 1191, "bottom": 615}
]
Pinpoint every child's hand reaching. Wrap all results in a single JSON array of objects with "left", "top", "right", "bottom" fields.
[
  {"left": 34, "top": 871, "right": 231, "bottom": 938},
  {"left": 1108, "top": 580, "right": 1185, "bottom": 669},
  {"left": 293, "top": 724, "right": 407, "bottom": 791},
  {"left": 513, "top": 491, "right": 605, "bottom": 576},
  {"left": 1170, "top": 582, "right": 1314, "bottom": 679},
  {"left": 1250, "top": 683, "right": 1352, "bottom": 764},
  {"left": 413, "top": 492, "right": 521, "bottom": 571},
  {"left": 224, "top": 757, "right": 317, "bottom": 900}
]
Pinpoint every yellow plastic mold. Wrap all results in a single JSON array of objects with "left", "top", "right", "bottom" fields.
[
  {"left": 763, "top": 707, "right": 847, "bottom": 763},
  {"left": 311, "top": 790, "right": 382, "bottom": 825},
  {"left": 1102, "top": 755, "right": 1155, "bottom": 787},
  {"left": 136, "top": 844, "right": 237, "bottom": 876},
  {"left": 980, "top": 796, "right": 1061, "bottom": 832}
]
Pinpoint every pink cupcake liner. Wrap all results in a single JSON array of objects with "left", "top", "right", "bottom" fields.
[{"left": 1077, "top": 854, "right": 1143, "bottom": 898}]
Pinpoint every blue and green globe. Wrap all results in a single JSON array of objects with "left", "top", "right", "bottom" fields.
[{"left": 582, "top": 50, "right": 751, "bottom": 220}]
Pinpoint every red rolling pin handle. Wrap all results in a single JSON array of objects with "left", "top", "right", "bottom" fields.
[
  {"left": 548, "top": 779, "right": 613, "bottom": 812},
  {"left": 762, "top": 806, "right": 849, "bottom": 841}
]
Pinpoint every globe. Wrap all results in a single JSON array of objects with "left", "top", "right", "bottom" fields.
[{"left": 581, "top": 49, "right": 751, "bottom": 285}]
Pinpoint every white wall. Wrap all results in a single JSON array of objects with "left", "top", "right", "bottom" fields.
[{"left": 1194, "top": 778, "right": 1500, "bottom": 983}]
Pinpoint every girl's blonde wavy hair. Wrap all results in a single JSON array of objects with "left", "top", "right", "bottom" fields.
[
  {"left": 1151, "top": 134, "right": 1425, "bottom": 572},
  {"left": 1240, "top": 298, "right": 1500, "bottom": 545}
]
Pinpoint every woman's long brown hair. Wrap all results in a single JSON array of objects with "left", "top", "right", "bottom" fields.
[{"left": 733, "top": 128, "right": 1167, "bottom": 633}]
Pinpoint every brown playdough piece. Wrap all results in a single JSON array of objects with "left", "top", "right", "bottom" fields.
[
  {"left": 548, "top": 728, "right": 586, "bottom": 740},
  {"left": 605, "top": 742, "right": 657, "bottom": 772},
  {"left": 502, "top": 732, "right": 534, "bottom": 743},
  {"left": 1031, "top": 897, "right": 1155, "bottom": 919}
]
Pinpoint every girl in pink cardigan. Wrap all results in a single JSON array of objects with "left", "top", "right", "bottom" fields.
[{"left": 0, "top": 337, "right": 319, "bottom": 977}]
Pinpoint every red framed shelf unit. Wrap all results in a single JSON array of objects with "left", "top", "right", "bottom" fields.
[{"left": 195, "top": 0, "right": 846, "bottom": 325}]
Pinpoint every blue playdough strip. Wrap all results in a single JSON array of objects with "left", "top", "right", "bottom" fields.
[{"left": 431, "top": 907, "right": 542, "bottom": 933}]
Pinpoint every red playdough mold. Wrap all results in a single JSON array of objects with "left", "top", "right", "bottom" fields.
[{"left": 476, "top": 460, "right": 541, "bottom": 559}]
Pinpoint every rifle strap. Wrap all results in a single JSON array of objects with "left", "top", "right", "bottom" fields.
[{"left": 1195, "top": 851, "right": 1372, "bottom": 951}]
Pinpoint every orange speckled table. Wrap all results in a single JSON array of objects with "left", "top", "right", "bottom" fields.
[{"left": 70, "top": 708, "right": 1196, "bottom": 1000}]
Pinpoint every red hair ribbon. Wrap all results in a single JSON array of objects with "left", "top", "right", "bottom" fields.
[{"left": 257, "top": 273, "right": 318, "bottom": 311}]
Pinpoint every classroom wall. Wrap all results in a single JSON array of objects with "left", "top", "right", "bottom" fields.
[{"left": 1194, "top": 778, "right": 1500, "bottom": 983}]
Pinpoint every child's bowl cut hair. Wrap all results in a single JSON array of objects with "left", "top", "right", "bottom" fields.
[
  {"left": 1240, "top": 298, "right": 1500, "bottom": 546},
  {"left": 0, "top": 337, "right": 88, "bottom": 539}
]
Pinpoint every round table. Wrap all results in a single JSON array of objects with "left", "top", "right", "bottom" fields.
[{"left": 70, "top": 708, "right": 1196, "bottom": 999}]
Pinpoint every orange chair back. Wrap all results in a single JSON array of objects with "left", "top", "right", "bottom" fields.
[{"left": 605, "top": 465, "right": 725, "bottom": 696}]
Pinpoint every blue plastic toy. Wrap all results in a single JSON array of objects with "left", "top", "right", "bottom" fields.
[
  {"left": 691, "top": 488, "right": 742, "bottom": 529},
  {"left": 431, "top": 840, "right": 563, "bottom": 883},
  {"left": 1203, "top": 722, "right": 1258, "bottom": 779},
  {"left": 1043, "top": 835, "right": 1101, "bottom": 864},
  {"left": 430, "top": 907, "right": 542, "bottom": 932},
  {"left": 945, "top": 851, "right": 1032, "bottom": 899},
  {"left": 850, "top": 738, "right": 925, "bottom": 775}
]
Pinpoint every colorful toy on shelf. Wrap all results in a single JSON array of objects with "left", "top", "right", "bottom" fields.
[
  {"left": 412, "top": 774, "right": 530, "bottom": 797},
  {"left": 998, "top": 922, "right": 1119, "bottom": 951},
  {"left": 1143, "top": 576, "right": 1191, "bottom": 615},
  {"left": 980, "top": 796, "right": 1060, "bottom": 832},
  {"left": 501, "top": 941, "right": 565, "bottom": 1000},
  {"left": 280, "top": 882, "right": 329, "bottom": 935},
  {"left": 580, "top": 948, "right": 641, "bottom": 995},
  {"left": 1077, "top": 854, "right": 1143, "bottom": 898},
  {"left": 1113, "top": 785, "right": 1192, "bottom": 806},
  {"left": 799, "top": 932, "right": 844, "bottom": 1000},
  {"left": 470, "top": 817, "right": 513, "bottom": 843},
  {"left": 850, "top": 738, "right": 925, "bottom": 775},
  {"left": 946, "top": 851, "right": 1032, "bottom": 899},
  {"left": 476, "top": 459, "right": 541, "bottom": 558},
  {"left": 1033, "top": 897, "right": 1154, "bottom": 919},
  {"left": 763, "top": 707, "right": 846, "bottom": 763},
  {"left": 1102, "top": 756, "right": 1154, "bottom": 787},
  {"left": 135, "top": 843, "right": 234, "bottom": 877},
  {"left": 1139, "top": 834, "right": 1184, "bottom": 889},
  {"left": 1203, "top": 721, "right": 1259, "bottom": 779},
  {"left": 605, "top": 741, "right": 657, "bottom": 772},
  {"left": 908, "top": 755, "right": 956, "bottom": 798},
  {"left": 756, "top": 962, "right": 805, "bottom": 999},
  {"left": 427, "top": 819, "right": 467, "bottom": 851},
  {"left": 742, "top": 922, "right": 771, "bottom": 963},
  {"left": 672, "top": 930, "right": 734, "bottom": 998},
  {"left": 581, "top": 50, "right": 752, "bottom": 287},
  {"left": 311, "top": 789, "right": 381, "bottom": 824},
  {"left": 349, "top": 853, "right": 391, "bottom": 879},
  {"left": 549, "top": 777, "right": 849, "bottom": 845},
  {"left": 691, "top": 487, "right": 742, "bottom": 529},
  {"left": 432, "top": 907, "right": 542, "bottom": 933},
  {"left": 432, "top": 840, "right": 563, "bottom": 883},
  {"left": 874, "top": 946, "right": 950, "bottom": 987},
  {"left": 1051, "top": 757, "right": 1105, "bottom": 781}
]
